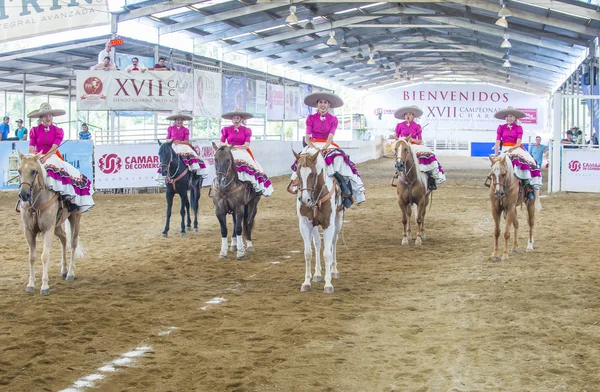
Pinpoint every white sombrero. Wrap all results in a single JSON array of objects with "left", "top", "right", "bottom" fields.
[
  {"left": 221, "top": 107, "right": 254, "bottom": 120},
  {"left": 166, "top": 110, "right": 193, "bottom": 121},
  {"left": 27, "top": 102, "right": 66, "bottom": 118},
  {"left": 494, "top": 106, "right": 526, "bottom": 120},
  {"left": 394, "top": 105, "right": 423, "bottom": 119},
  {"left": 303, "top": 92, "right": 344, "bottom": 109}
]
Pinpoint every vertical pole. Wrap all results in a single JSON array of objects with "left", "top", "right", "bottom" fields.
[
  {"left": 22, "top": 74, "right": 26, "bottom": 122},
  {"left": 550, "top": 92, "right": 562, "bottom": 193},
  {"left": 68, "top": 79, "right": 72, "bottom": 140}
]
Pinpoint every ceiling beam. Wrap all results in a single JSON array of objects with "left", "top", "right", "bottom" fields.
[
  {"left": 119, "top": 0, "right": 205, "bottom": 23},
  {"left": 0, "top": 39, "right": 107, "bottom": 63}
]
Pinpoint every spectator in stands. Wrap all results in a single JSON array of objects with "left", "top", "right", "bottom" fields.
[
  {"left": 575, "top": 129, "right": 585, "bottom": 145},
  {"left": 561, "top": 130, "right": 577, "bottom": 148},
  {"left": 90, "top": 56, "right": 116, "bottom": 71},
  {"left": 153, "top": 57, "right": 170, "bottom": 71},
  {"left": 125, "top": 57, "right": 147, "bottom": 73},
  {"left": 98, "top": 41, "right": 115, "bottom": 65},
  {"left": 79, "top": 123, "right": 92, "bottom": 140},
  {"left": 362, "top": 130, "right": 372, "bottom": 141},
  {"left": 528, "top": 136, "right": 548, "bottom": 168},
  {"left": 14, "top": 119, "right": 27, "bottom": 140},
  {"left": 1, "top": 116, "right": 10, "bottom": 140}
]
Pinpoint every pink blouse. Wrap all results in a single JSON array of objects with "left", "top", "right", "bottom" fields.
[
  {"left": 306, "top": 112, "right": 338, "bottom": 140},
  {"left": 29, "top": 124, "right": 64, "bottom": 154},
  {"left": 167, "top": 125, "right": 189, "bottom": 141},
  {"left": 220, "top": 125, "right": 252, "bottom": 146},
  {"left": 395, "top": 121, "right": 422, "bottom": 139},
  {"left": 496, "top": 123, "right": 523, "bottom": 144}
]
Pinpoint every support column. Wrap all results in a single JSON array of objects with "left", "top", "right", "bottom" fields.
[
  {"left": 68, "top": 79, "right": 72, "bottom": 140},
  {"left": 550, "top": 92, "right": 562, "bottom": 193},
  {"left": 22, "top": 74, "right": 26, "bottom": 122}
]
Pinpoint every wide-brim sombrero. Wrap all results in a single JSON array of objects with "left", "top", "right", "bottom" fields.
[
  {"left": 494, "top": 106, "right": 526, "bottom": 120},
  {"left": 166, "top": 110, "right": 194, "bottom": 121},
  {"left": 394, "top": 105, "right": 423, "bottom": 119},
  {"left": 303, "top": 92, "right": 344, "bottom": 109},
  {"left": 221, "top": 108, "right": 254, "bottom": 120},
  {"left": 27, "top": 102, "right": 66, "bottom": 118}
]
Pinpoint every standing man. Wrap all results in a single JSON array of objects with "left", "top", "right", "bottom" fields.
[
  {"left": 528, "top": 136, "right": 548, "bottom": 168},
  {"left": 1, "top": 116, "right": 9, "bottom": 140},
  {"left": 98, "top": 41, "right": 115, "bottom": 65},
  {"left": 14, "top": 119, "right": 27, "bottom": 140}
]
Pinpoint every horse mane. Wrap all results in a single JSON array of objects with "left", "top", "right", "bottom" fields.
[
  {"left": 21, "top": 154, "right": 47, "bottom": 189},
  {"left": 397, "top": 138, "right": 427, "bottom": 188},
  {"left": 491, "top": 154, "right": 516, "bottom": 184}
]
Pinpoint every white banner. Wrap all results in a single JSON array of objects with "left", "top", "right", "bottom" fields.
[
  {"left": 77, "top": 71, "right": 194, "bottom": 111},
  {"left": 1, "top": 0, "right": 109, "bottom": 43},
  {"left": 256, "top": 80, "right": 267, "bottom": 117},
  {"left": 94, "top": 142, "right": 216, "bottom": 189},
  {"left": 363, "top": 83, "right": 546, "bottom": 133},
  {"left": 285, "top": 86, "right": 301, "bottom": 120},
  {"left": 193, "top": 69, "right": 222, "bottom": 118},
  {"left": 561, "top": 148, "right": 600, "bottom": 193},
  {"left": 267, "top": 83, "right": 284, "bottom": 121}
]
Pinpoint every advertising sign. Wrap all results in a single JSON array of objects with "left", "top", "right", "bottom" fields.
[{"left": 561, "top": 148, "right": 600, "bottom": 193}]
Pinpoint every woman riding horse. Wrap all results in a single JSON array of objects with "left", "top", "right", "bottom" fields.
[
  {"left": 394, "top": 105, "right": 446, "bottom": 191},
  {"left": 165, "top": 110, "right": 207, "bottom": 184},
  {"left": 290, "top": 92, "right": 366, "bottom": 208},
  {"left": 219, "top": 108, "right": 274, "bottom": 196},
  {"left": 493, "top": 106, "right": 542, "bottom": 200},
  {"left": 26, "top": 102, "right": 94, "bottom": 212}
]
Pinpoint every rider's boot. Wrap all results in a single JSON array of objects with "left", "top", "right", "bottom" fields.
[
  {"left": 333, "top": 172, "right": 353, "bottom": 208},
  {"left": 522, "top": 179, "right": 535, "bottom": 200},
  {"left": 65, "top": 200, "right": 79, "bottom": 212},
  {"left": 427, "top": 172, "right": 437, "bottom": 191}
]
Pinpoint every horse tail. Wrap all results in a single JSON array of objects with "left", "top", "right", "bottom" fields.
[
  {"left": 534, "top": 188, "right": 542, "bottom": 211},
  {"left": 65, "top": 219, "right": 85, "bottom": 258}
]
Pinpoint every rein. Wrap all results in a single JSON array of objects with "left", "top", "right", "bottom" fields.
[
  {"left": 396, "top": 145, "right": 416, "bottom": 205},
  {"left": 297, "top": 159, "right": 339, "bottom": 215},
  {"left": 210, "top": 149, "right": 247, "bottom": 203},
  {"left": 161, "top": 145, "right": 187, "bottom": 190},
  {"left": 18, "top": 166, "right": 61, "bottom": 225}
]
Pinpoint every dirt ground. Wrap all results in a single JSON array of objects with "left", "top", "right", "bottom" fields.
[{"left": 1, "top": 156, "right": 599, "bottom": 392}]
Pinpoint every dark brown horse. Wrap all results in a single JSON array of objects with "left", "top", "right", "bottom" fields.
[
  {"left": 394, "top": 137, "right": 431, "bottom": 245},
  {"left": 211, "top": 143, "right": 261, "bottom": 260},
  {"left": 487, "top": 154, "right": 538, "bottom": 260}
]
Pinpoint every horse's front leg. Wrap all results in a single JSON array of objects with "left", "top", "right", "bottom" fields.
[
  {"left": 299, "top": 216, "right": 314, "bottom": 292},
  {"left": 243, "top": 195, "right": 260, "bottom": 252},
  {"left": 399, "top": 198, "right": 410, "bottom": 245},
  {"left": 233, "top": 206, "right": 246, "bottom": 260},
  {"left": 55, "top": 223, "right": 68, "bottom": 279},
  {"left": 311, "top": 226, "right": 322, "bottom": 282},
  {"left": 526, "top": 200, "right": 535, "bottom": 251},
  {"left": 331, "top": 210, "right": 343, "bottom": 279},
  {"left": 66, "top": 214, "right": 81, "bottom": 280},
  {"left": 24, "top": 227, "right": 37, "bottom": 293},
  {"left": 322, "top": 225, "right": 335, "bottom": 294},
  {"left": 230, "top": 213, "right": 237, "bottom": 252},
  {"left": 491, "top": 202, "right": 501, "bottom": 260},
  {"left": 40, "top": 230, "right": 55, "bottom": 296},
  {"left": 510, "top": 209, "right": 519, "bottom": 254},
  {"left": 162, "top": 190, "right": 174, "bottom": 237},
  {"left": 502, "top": 209, "right": 515, "bottom": 261},
  {"left": 192, "top": 181, "right": 201, "bottom": 232},
  {"left": 216, "top": 208, "right": 229, "bottom": 258},
  {"left": 179, "top": 190, "right": 189, "bottom": 237},
  {"left": 415, "top": 198, "right": 426, "bottom": 246}
]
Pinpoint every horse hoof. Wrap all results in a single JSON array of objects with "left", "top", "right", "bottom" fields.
[
  {"left": 510, "top": 249, "right": 518, "bottom": 254},
  {"left": 415, "top": 241, "right": 422, "bottom": 246},
  {"left": 193, "top": 228, "right": 198, "bottom": 233},
  {"left": 501, "top": 256, "right": 509, "bottom": 261},
  {"left": 407, "top": 236, "right": 412, "bottom": 241},
  {"left": 526, "top": 247, "right": 534, "bottom": 252},
  {"left": 491, "top": 256, "right": 501, "bottom": 261},
  {"left": 161, "top": 233, "right": 168, "bottom": 238},
  {"left": 246, "top": 246, "right": 255, "bottom": 253},
  {"left": 219, "top": 254, "right": 228, "bottom": 259},
  {"left": 312, "top": 275, "right": 322, "bottom": 282},
  {"left": 186, "top": 225, "right": 191, "bottom": 229},
  {"left": 323, "top": 286, "right": 334, "bottom": 294},
  {"left": 401, "top": 239, "right": 408, "bottom": 245},
  {"left": 230, "top": 245, "right": 237, "bottom": 252},
  {"left": 180, "top": 232, "right": 186, "bottom": 237},
  {"left": 25, "top": 286, "right": 35, "bottom": 293},
  {"left": 66, "top": 275, "right": 75, "bottom": 281},
  {"left": 301, "top": 284, "right": 311, "bottom": 292},
  {"left": 40, "top": 288, "right": 50, "bottom": 296},
  {"left": 236, "top": 251, "right": 246, "bottom": 260},
  {"left": 421, "top": 235, "right": 427, "bottom": 241},
  {"left": 331, "top": 272, "right": 340, "bottom": 279},
  {"left": 61, "top": 272, "right": 67, "bottom": 279}
]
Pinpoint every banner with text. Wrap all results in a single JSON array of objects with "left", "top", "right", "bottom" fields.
[
  {"left": 267, "top": 83, "right": 285, "bottom": 121},
  {"left": 255, "top": 80, "right": 267, "bottom": 118},
  {"left": 193, "top": 69, "right": 222, "bottom": 118},
  {"left": 285, "top": 86, "right": 301, "bottom": 120},
  {"left": 222, "top": 75, "right": 246, "bottom": 113},
  {"left": 363, "top": 83, "right": 546, "bottom": 132},
  {"left": 76, "top": 71, "right": 193, "bottom": 112},
  {"left": 1, "top": 0, "right": 110, "bottom": 43},
  {"left": 299, "top": 84, "right": 313, "bottom": 118},
  {"left": 561, "top": 149, "right": 600, "bottom": 193}
]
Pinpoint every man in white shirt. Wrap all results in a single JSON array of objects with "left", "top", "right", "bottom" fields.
[
  {"left": 90, "top": 56, "right": 117, "bottom": 71},
  {"left": 98, "top": 42, "right": 115, "bottom": 65},
  {"left": 125, "top": 57, "right": 147, "bottom": 73}
]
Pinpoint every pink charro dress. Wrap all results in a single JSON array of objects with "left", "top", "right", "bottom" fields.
[
  {"left": 395, "top": 121, "right": 446, "bottom": 186},
  {"left": 167, "top": 125, "right": 208, "bottom": 178},
  {"left": 496, "top": 123, "right": 542, "bottom": 188}
]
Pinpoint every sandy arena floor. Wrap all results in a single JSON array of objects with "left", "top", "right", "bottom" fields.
[{"left": 1, "top": 156, "right": 599, "bottom": 392}]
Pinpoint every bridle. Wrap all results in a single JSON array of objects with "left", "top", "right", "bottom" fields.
[
  {"left": 160, "top": 145, "right": 188, "bottom": 190},
  {"left": 296, "top": 157, "right": 336, "bottom": 212},
  {"left": 485, "top": 164, "right": 511, "bottom": 199},
  {"left": 18, "top": 162, "right": 59, "bottom": 219},
  {"left": 395, "top": 141, "right": 416, "bottom": 205},
  {"left": 210, "top": 148, "right": 245, "bottom": 200}
]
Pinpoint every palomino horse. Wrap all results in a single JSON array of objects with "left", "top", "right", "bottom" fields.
[
  {"left": 487, "top": 154, "right": 537, "bottom": 261},
  {"left": 18, "top": 153, "right": 84, "bottom": 296},
  {"left": 158, "top": 141, "right": 201, "bottom": 237},
  {"left": 293, "top": 149, "right": 343, "bottom": 294},
  {"left": 394, "top": 137, "right": 430, "bottom": 246},
  {"left": 211, "top": 143, "right": 261, "bottom": 260}
]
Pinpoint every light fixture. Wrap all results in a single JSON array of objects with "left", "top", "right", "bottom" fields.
[
  {"left": 286, "top": 6, "right": 298, "bottom": 24},
  {"left": 498, "top": 4, "right": 512, "bottom": 17},
  {"left": 356, "top": 50, "right": 364, "bottom": 60},
  {"left": 326, "top": 30, "right": 337, "bottom": 45},
  {"left": 503, "top": 60, "right": 511, "bottom": 68},
  {"left": 502, "top": 52, "right": 510, "bottom": 61},
  {"left": 379, "top": 63, "right": 385, "bottom": 70},
  {"left": 501, "top": 34, "right": 511, "bottom": 48},
  {"left": 340, "top": 35, "right": 349, "bottom": 49},
  {"left": 495, "top": 16, "right": 508, "bottom": 28},
  {"left": 304, "top": 15, "right": 314, "bottom": 30},
  {"left": 367, "top": 53, "right": 375, "bottom": 65}
]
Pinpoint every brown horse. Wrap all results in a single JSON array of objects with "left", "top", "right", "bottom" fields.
[
  {"left": 394, "top": 137, "right": 430, "bottom": 245},
  {"left": 17, "top": 153, "right": 84, "bottom": 295},
  {"left": 211, "top": 143, "right": 261, "bottom": 260},
  {"left": 487, "top": 154, "right": 536, "bottom": 261}
]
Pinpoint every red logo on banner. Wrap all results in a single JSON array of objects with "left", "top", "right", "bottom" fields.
[
  {"left": 517, "top": 108, "right": 537, "bottom": 124},
  {"left": 84, "top": 77, "right": 103, "bottom": 95},
  {"left": 568, "top": 160, "right": 581, "bottom": 172},
  {"left": 99, "top": 153, "right": 123, "bottom": 174}
]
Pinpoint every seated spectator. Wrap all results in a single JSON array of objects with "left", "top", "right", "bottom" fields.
[
  {"left": 125, "top": 57, "right": 147, "bottom": 73},
  {"left": 14, "top": 119, "right": 27, "bottom": 140},
  {"left": 575, "top": 130, "right": 585, "bottom": 145},
  {"left": 561, "top": 130, "right": 577, "bottom": 149},
  {"left": 79, "top": 123, "right": 92, "bottom": 140},
  {"left": 528, "top": 136, "right": 548, "bottom": 168},
  {"left": 1, "top": 116, "right": 9, "bottom": 140},
  {"left": 98, "top": 42, "right": 115, "bottom": 65},
  {"left": 153, "top": 57, "right": 170, "bottom": 71},
  {"left": 90, "top": 56, "right": 117, "bottom": 71}
]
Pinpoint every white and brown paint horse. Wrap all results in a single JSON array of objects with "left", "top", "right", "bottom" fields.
[
  {"left": 17, "top": 153, "right": 84, "bottom": 295},
  {"left": 293, "top": 149, "right": 343, "bottom": 294},
  {"left": 394, "top": 137, "right": 430, "bottom": 245},
  {"left": 487, "top": 154, "right": 538, "bottom": 260}
]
